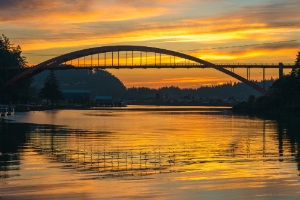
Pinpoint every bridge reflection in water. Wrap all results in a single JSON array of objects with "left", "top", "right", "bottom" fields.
[
  {"left": 29, "top": 129, "right": 189, "bottom": 178},
  {"left": 7, "top": 118, "right": 295, "bottom": 180}
]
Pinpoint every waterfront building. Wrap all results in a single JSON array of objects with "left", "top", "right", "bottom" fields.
[
  {"left": 95, "top": 96, "right": 113, "bottom": 106},
  {"left": 62, "top": 90, "right": 90, "bottom": 104}
]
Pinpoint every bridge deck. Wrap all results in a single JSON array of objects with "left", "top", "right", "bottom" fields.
[{"left": 0, "top": 63, "right": 294, "bottom": 71}]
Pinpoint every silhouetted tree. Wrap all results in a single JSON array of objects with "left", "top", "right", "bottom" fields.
[
  {"left": 291, "top": 51, "right": 300, "bottom": 76},
  {"left": 270, "top": 50, "right": 300, "bottom": 108},
  {"left": 155, "top": 92, "right": 161, "bottom": 100},
  {"left": 0, "top": 34, "right": 33, "bottom": 104},
  {"left": 248, "top": 95, "right": 255, "bottom": 106},
  {"left": 39, "top": 70, "right": 64, "bottom": 106}
]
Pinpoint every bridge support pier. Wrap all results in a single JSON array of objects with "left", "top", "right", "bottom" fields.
[
  {"left": 246, "top": 68, "right": 251, "bottom": 80},
  {"left": 279, "top": 63, "right": 284, "bottom": 79},
  {"left": 263, "top": 68, "right": 265, "bottom": 90}
]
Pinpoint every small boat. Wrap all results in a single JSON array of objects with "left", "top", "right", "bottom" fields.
[
  {"left": 8, "top": 107, "right": 15, "bottom": 116},
  {"left": 0, "top": 108, "right": 8, "bottom": 117}
]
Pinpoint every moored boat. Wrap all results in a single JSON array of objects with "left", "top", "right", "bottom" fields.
[{"left": 0, "top": 108, "right": 8, "bottom": 117}]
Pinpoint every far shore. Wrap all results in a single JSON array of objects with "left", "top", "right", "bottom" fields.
[{"left": 11, "top": 103, "right": 233, "bottom": 112}]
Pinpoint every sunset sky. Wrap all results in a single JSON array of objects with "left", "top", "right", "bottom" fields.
[{"left": 1, "top": 0, "right": 299, "bottom": 88}]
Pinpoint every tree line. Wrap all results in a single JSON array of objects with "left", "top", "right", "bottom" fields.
[{"left": 125, "top": 80, "right": 274, "bottom": 101}]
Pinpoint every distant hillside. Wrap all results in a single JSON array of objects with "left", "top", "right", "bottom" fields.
[
  {"left": 32, "top": 69, "right": 275, "bottom": 102},
  {"left": 32, "top": 69, "right": 126, "bottom": 99}
]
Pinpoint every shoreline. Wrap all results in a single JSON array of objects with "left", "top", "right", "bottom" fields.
[
  {"left": 14, "top": 103, "right": 233, "bottom": 112},
  {"left": 231, "top": 106, "right": 300, "bottom": 118}
]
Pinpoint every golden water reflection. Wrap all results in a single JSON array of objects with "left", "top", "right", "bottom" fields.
[{"left": 1, "top": 106, "right": 300, "bottom": 199}]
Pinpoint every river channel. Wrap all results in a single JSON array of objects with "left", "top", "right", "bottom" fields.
[{"left": 1, "top": 106, "right": 300, "bottom": 199}]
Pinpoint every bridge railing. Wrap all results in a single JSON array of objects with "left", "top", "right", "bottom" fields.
[
  {"left": 0, "top": 63, "right": 295, "bottom": 71},
  {"left": 63, "top": 63, "right": 295, "bottom": 69}
]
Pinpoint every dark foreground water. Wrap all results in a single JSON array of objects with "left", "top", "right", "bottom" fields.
[{"left": 1, "top": 106, "right": 300, "bottom": 199}]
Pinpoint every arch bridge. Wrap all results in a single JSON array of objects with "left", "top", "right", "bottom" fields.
[{"left": 5, "top": 45, "right": 272, "bottom": 95}]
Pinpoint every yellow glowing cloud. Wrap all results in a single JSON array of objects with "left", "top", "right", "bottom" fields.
[{"left": 193, "top": 47, "right": 299, "bottom": 63}]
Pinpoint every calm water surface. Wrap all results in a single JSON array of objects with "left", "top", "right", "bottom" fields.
[{"left": 1, "top": 105, "right": 300, "bottom": 199}]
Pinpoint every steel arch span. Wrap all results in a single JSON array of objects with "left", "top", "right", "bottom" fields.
[{"left": 4, "top": 45, "right": 270, "bottom": 95}]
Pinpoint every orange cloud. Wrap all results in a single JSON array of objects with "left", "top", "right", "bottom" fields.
[{"left": 0, "top": 0, "right": 184, "bottom": 24}]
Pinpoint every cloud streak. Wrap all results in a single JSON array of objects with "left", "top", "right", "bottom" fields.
[{"left": 0, "top": 0, "right": 185, "bottom": 24}]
